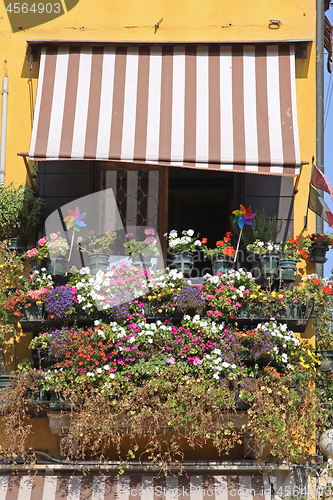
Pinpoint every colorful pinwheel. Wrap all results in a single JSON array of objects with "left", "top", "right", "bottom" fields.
[
  {"left": 232, "top": 205, "right": 256, "bottom": 229},
  {"left": 63, "top": 207, "right": 87, "bottom": 232},
  {"left": 63, "top": 207, "right": 86, "bottom": 261},
  {"left": 232, "top": 205, "right": 256, "bottom": 263}
]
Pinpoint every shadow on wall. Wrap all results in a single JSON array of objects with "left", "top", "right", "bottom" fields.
[{"left": 3, "top": 0, "right": 80, "bottom": 32}]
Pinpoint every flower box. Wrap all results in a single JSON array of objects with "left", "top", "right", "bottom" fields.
[{"left": 234, "top": 301, "right": 314, "bottom": 332}]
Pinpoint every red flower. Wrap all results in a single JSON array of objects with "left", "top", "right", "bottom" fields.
[{"left": 201, "top": 238, "right": 207, "bottom": 244}]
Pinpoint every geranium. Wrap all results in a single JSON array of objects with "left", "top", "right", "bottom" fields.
[
  {"left": 246, "top": 239, "right": 281, "bottom": 256},
  {"left": 298, "top": 233, "right": 333, "bottom": 259},
  {"left": 124, "top": 228, "right": 160, "bottom": 258},
  {"left": 281, "top": 236, "right": 306, "bottom": 262},
  {"left": 166, "top": 229, "right": 202, "bottom": 253},
  {"left": 29, "top": 267, "right": 53, "bottom": 290},
  {"left": 26, "top": 232, "right": 69, "bottom": 261},
  {"left": 201, "top": 232, "right": 235, "bottom": 259},
  {"left": 77, "top": 230, "right": 117, "bottom": 255}
]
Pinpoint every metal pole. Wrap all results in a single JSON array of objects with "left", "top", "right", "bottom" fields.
[{"left": 316, "top": 0, "right": 325, "bottom": 278}]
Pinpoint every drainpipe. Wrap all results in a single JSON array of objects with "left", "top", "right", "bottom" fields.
[
  {"left": 316, "top": 0, "right": 325, "bottom": 278},
  {"left": 0, "top": 74, "right": 8, "bottom": 185},
  {"left": 0, "top": 75, "right": 8, "bottom": 185},
  {"left": 0, "top": 74, "right": 8, "bottom": 186}
]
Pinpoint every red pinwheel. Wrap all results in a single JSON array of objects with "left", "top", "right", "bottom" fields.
[
  {"left": 232, "top": 205, "right": 256, "bottom": 229},
  {"left": 63, "top": 207, "right": 86, "bottom": 232}
]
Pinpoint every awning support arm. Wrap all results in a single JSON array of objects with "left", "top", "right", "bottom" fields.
[{"left": 17, "top": 152, "right": 37, "bottom": 194}]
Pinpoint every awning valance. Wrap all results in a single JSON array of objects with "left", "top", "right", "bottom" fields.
[
  {"left": 29, "top": 44, "right": 301, "bottom": 176},
  {"left": 0, "top": 472, "right": 271, "bottom": 499}
]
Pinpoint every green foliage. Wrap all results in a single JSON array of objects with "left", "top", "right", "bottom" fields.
[
  {"left": 0, "top": 183, "right": 44, "bottom": 239},
  {"left": 233, "top": 208, "right": 283, "bottom": 247}
]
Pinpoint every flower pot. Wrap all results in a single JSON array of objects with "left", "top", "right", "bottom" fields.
[
  {"left": 319, "top": 428, "right": 333, "bottom": 457},
  {"left": 24, "top": 302, "right": 45, "bottom": 320},
  {"left": 279, "top": 258, "right": 297, "bottom": 283},
  {"left": 258, "top": 252, "right": 280, "bottom": 277},
  {"left": 211, "top": 255, "right": 234, "bottom": 275},
  {"left": 131, "top": 255, "right": 152, "bottom": 270},
  {"left": 29, "top": 259, "right": 40, "bottom": 275},
  {"left": 171, "top": 252, "right": 194, "bottom": 278},
  {"left": 319, "top": 350, "right": 333, "bottom": 373},
  {"left": 309, "top": 244, "right": 328, "bottom": 263},
  {"left": 7, "top": 237, "right": 28, "bottom": 254},
  {"left": 45, "top": 257, "right": 68, "bottom": 276},
  {"left": 0, "top": 375, "right": 13, "bottom": 410},
  {"left": 88, "top": 253, "right": 110, "bottom": 274}
]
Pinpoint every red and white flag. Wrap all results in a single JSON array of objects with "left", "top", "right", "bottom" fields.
[{"left": 311, "top": 165, "right": 333, "bottom": 204}]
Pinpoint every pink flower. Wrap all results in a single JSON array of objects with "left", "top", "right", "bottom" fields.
[
  {"left": 145, "top": 236, "right": 157, "bottom": 244},
  {"left": 50, "top": 233, "right": 58, "bottom": 239},
  {"left": 166, "top": 357, "right": 175, "bottom": 364},
  {"left": 144, "top": 228, "right": 155, "bottom": 235},
  {"left": 27, "top": 248, "right": 38, "bottom": 258},
  {"left": 126, "top": 232, "right": 133, "bottom": 238},
  {"left": 38, "top": 236, "right": 48, "bottom": 247},
  {"left": 192, "top": 356, "right": 202, "bottom": 366}
]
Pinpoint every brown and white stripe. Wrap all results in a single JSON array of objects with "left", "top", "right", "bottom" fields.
[
  {"left": 0, "top": 473, "right": 271, "bottom": 499},
  {"left": 29, "top": 44, "right": 301, "bottom": 177}
]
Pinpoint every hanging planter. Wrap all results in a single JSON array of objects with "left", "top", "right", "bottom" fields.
[
  {"left": 309, "top": 244, "right": 329, "bottom": 263},
  {"left": 279, "top": 258, "right": 297, "bottom": 283},
  {"left": 87, "top": 253, "right": 110, "bottom": 274},
  {"left": 211, "top": 255, "right": 234, "bottom": 275},
  {"left": 171, "top": 252, "right": 194, "bottom": 278}
]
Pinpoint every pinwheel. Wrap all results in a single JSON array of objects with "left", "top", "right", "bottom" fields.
[
  {"left": 63, "top": 207, "right": 86, "bottom": 261},
  {"left": 232, "top": 205, "right": 256, "bottom": 263},
  {"left": 232, "top": 204, "right": 256, "bottom": 229}
]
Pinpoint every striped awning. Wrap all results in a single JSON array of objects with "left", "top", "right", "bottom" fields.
[
  {"left": 0, "top": 473, "right": 271, "bottom": 499},
  {"left": 29, "top": 44, "right": 301, "bottom": 176}
]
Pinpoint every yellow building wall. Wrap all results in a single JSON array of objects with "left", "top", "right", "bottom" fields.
[{"left": 0, "top": 0, "right": 318, "bottom": 457}]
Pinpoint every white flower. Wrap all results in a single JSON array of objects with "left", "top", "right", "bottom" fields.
[
  {"left": 86, "top": 372, "right": 94, "bottom": 378},
  {"left": 222, "top": 362, "right": 230, "bottom": 368},
  {"left": 187, "top": 229, "right": 194, "bottom": 236},
  {"left": 258, "top": 241, "right": 264, "bottom": 247},
  {"left": 169, "top": 230, "right": 178, "bottom": 238},
  {"left": 109, "top": 373, "right": 115, "bottom": 379},
  {"left": 103, "top": 364, "right": 110, "bottom": 370},
  {"left": 96, "top": 368, "right": 102, "bottom": 374}
]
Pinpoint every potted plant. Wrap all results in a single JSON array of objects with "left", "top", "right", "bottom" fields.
[
  {"left": 78, "top": 230, "right": 117, "bottom": 274},
  {"left": 315, "top": 278, "right": 333, "bottom": 372},
  {"left": 246, "top": 239, "right": 282, "bottom": 279},
  {"left": 299, "top": 233, "right": 333, "bottom": 263},
  {"left": 27, "top": 232, "right": 70, "bottom": 276},
  {"left": 124, "top": 228, "right": 160, "bottom": 269},
  {"left": 201, "top": 232, "right": 235, "bottom": 275},
  {"left": 166, "top": 229, "right": 202, "bottom": 277},
  {"left": 0, "top": 183, "right": 44, "bottom": 253},
  {"left": 279, "top": 236, "right": 305, "bottom": 284}
]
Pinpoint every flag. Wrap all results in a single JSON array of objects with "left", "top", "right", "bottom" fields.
[
  {"left": 308, "top": 185, "right": 333, "bottom": 227},
  {"left": 311, "top": 164, "right": 333, "bottom": 204}
]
